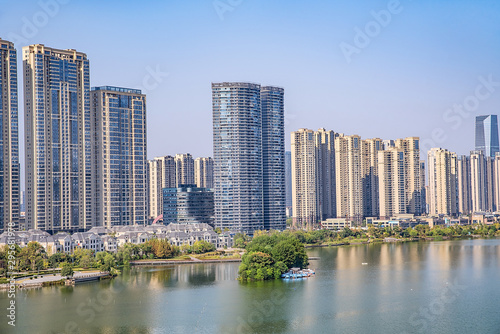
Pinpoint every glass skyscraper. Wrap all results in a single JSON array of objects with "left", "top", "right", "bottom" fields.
[
  {"left": 24, "top": 44, "right": 91, "bottom": 232},
  {"left": 92, "top": 86, "right": 147, "bottom": 227},
  {"left": 475, "top": 115, "right": 499, "bottom": 157},
  {"left": 0, "top": 38, "right": 20, "bottom": 231},
  {"left": 212, "top": 82, "right": 285, "bottom": 234}
]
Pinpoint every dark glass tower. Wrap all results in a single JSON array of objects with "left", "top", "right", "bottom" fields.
[
  {"left": 212, "top": 82, "right": 285, "bottom": 234},
  {"left": 475, "top": 115, "right": 499, "bottom": 157}
]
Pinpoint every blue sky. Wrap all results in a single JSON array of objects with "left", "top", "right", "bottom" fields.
[{"left": 1, "top": 0, "right": 500, "bottom": 169}]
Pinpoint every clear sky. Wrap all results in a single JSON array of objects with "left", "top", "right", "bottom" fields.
[{"left": 2, "top": 0, "right": 500, "bottom": 178}]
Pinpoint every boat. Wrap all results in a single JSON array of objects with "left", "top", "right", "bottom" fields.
[{"left": 281, "top": 268, "right": 316, "bottom": 279}]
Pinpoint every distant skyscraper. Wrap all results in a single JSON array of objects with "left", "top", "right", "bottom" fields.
[
  {"left": 378, "top": 148, "right": 406, "bottom": 218},
  {"left": 291, "top": 129, "right": 319, "bottom": 228},
  {"left": 315, "top": 129, "right": 336, "bottom": 221},
  {"left": 457, "top": 155, "right": 472, "bottom": 214},
  {"left": 335, "top": 134, "right": 363, "bottom": 223},
  {"left": 361, "top": 138, "right": 383, "bottom": 217},
  {"left": 212, "top": 82, "right": 285, "bottom": 233},
  {"left": 395, "top": 137, "right": 422, "bottom": 215},
  {"left": 24, "top": 44, "right": 91, "bottom": 232},
  {"left": 285, "top": 151, "right": 292, "bottom": 210},
  {"left": 494, "top": 153, "right": 500, "bottom": 212},
  {"left": 475, "top": 115, "right": 499, "bottom": 157},
  {"left": 148, "top": 156, "right": 176, "bottom": 219},
  {"left": 470, "top": 151, "right": 486, "bottom": 212},
  {"left": 175, "top": 153, "right": 194, "bottom": 187},
  {"left": 194, "top": 157, "right": 214, "bottom": 188},
  {"left": 419, "top": 160, "right": 427, "bottom": 214},
  {"left": 92, "top": 86, "right": 147, "bottom": 227},
  {"left": 0, "top": 38, "right": 20, "bottom": 231},
  {"left": 427, "top": 148, "right": 458, "bottom": 216}
]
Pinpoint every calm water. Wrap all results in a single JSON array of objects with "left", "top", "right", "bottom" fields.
[{"left": 1, "top": 238, "right": 500, "bottom": 334}]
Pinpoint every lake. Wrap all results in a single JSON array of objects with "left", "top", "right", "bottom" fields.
[{"left": 1, "top": 238, "right": 500, "bottom": 334}]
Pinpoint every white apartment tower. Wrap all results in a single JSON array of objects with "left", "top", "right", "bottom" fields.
[
  {"left": 175, "top": 153, "right": 194, "bottom": 186},
  {"left": 291, "top": 129, "right": 319, "bottom": 228},
  {"left": 335, "top": 134, "right": 363, "bottom": 223},
  {"left": 378, "top": 148, "right": 406, "bottom": 218},
  {"left": 148, "top": 156, "right": 175, "bottom": 219},
  {"left": 395, "top": 137, "right": 422, "bottom": 215},
  {"left": 427, "top": 148, "right": 458, "bottom": 216},
  {"left": 194, "top": 157, "right": 214, "bottom": 188}
]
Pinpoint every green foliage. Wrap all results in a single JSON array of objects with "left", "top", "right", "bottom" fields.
[
  {"left": 238, "top": 231, "right": 309, "bottom": 281},
  {"left": 61, "top": 262, "right": 74, "bottom": 277}
]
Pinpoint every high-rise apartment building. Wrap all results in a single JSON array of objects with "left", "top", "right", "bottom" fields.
[
  {"left": 395, "top": 137, "right": 422, "bottom": 215},
  {"left": 212, "top": 82, "right": 285, "bottom": 233},
  {"left": 470, "top": 151, "right": 486, "bottom": 212},
  {"left": 457, "top": 155, "right": 472, "bottom": 214},
  {"left": 194, "top": 157, "right": 214, "bottom": 189},
  {"left": 427, "top": 148, "right": 458, "bottom": 216},
  {"left": 148, "top": 156, "right": 176, "bottom": 219},
  {"left": 91, "top": 86, "right": 147, "bottom": 227},
  {"left": 175, "top": 153, "right": 194, "bottom": 187},
  {"left": 0, "top": 38, "right": 20, "bottom": 231},
  {"left": 291, "top": 129, "right": 319, "bottom": 228},
  {"left": 361, "top": 138, "right": 383, "bottom": 217},
  {"left": 261, "top": 86, "right": 285, "bottom": 231},
  {"left": 485, "top": 156, "right": 495, "bottom": 212},
  {"left": 378, "top": 148, "right": 406, "bottom": 218},
  {"left": 494, "top": 153, "right": 500, "bottom": 212},
  {"left": 419, "top": 160, "right": 427, "bottom": 214},
  {"left": 315, "top": 129, "right": 336, "bottom": 220},
  {"left": 24, "top": 44, "right": 91, "bottom": 232},
  {"left": 285, "top": 151, "right": 292, "bottom": 212},
  {"left": 335, "top": 134, "right": 363, "bottom": 223},
  {"left": 475, "top": 115, "right": 499, "bottom": 157}
]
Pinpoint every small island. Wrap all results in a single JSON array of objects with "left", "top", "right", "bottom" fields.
[{"left": 237, "top": 231, "right": 309, "bottom": 281}]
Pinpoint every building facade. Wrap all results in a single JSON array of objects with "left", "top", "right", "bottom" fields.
[
  {"left": 24, "top": 44, "right": 91, "bottom": 232},
  {"left": 395, "top": 137, "right": 422, "bottom": 215},
  {"left": 91, "top": 86, "right": 147, "bottom": 227},
  {"left": 194, "top": 157, "right": 214, "bottom": 189},
  {"left": 291, "top": 129, "right": 319, "bottom": 228},
  {"left": 175, "top": 153, "right": 194, "bottom": 187},
  {"left": 315, "top": 129, "right": 336, "bottom": 221},
  {"left": 261, "top": 86, "right": 286, "bottom": 231},
  {"left": 285, "top": 151, "right": 292, "bottom": 213},
  {"left": 335, "top": 134, "right": 363, "bottom": 223},
  {"left": 427, "top": 148, "right": 458, "bottom": 216},
  {"left": 148, "top": 156, "right": 175, "bottom": 219},
  {"left": 457, "top": 155, "right": 472, "bottom": 214},
  {"left": 0, "top": 38, "right": 20, "bottom": 231},
  {"left": 212, "top": 82, "right": 263, "bottom": 233},
  {"left": 361, "top": 138, "right": 383, "bottom": 218},
  {"left": 378, "top": 148, "right": 406, "bottom": 218},
  {"left": 163, "top": 185, "right": 214, "bottom": 227}
]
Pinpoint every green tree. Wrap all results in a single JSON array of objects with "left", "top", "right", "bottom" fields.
[{"left": 61, "top": 262, "right": 74, "bottom": 277}]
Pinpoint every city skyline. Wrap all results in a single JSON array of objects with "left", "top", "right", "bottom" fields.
[{"left": 1, "top": 0, "right": 500, "bottom": 184}]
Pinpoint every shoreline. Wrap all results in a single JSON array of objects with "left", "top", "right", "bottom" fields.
[{"left": 129, "top": 258, "right": 242, "bottom": 266}]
